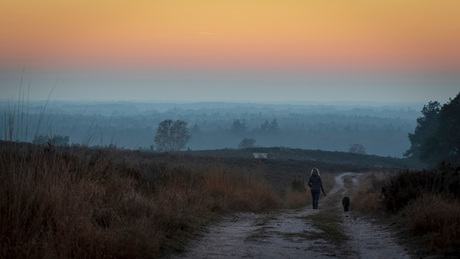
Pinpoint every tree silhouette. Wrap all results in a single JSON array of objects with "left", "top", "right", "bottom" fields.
[
  {"left": 348, "top": 143, "right": 366, "bottom": 154},
  {"left": 404, "top": 101, "right": 441, "bottom": 159},
  {"left": 154, "top": 120, "right": 191, "bottom": 151},
  {"left": 231, "top": 119, "right": 247, "bottom": 136},
  {"left": 260, "top": 118, "right": 279, "bottom": 134},
  {"left": 405, "top": 92, "right": 460, "bottom": 166},
  {"left": 420, "top": 93, "right": 460, "bottom": 166},
  {"left": 238, "top": 138, "right": 256, "bottom": 149}
]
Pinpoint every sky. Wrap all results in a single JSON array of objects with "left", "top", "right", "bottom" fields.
[{"left": 1, "top": 0, "right": 459, "bottom": 103}]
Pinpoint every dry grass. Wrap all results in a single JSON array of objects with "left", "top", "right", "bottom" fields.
[
  {"left": 0, "top": 139, "right": 351, "bottom": 258},
  {"left": 0, "top": 147, "right": 158, "bottom": 258},
  {"left": 321, "top": 172, "right": 336, "bottom": 194},
  {"left": 283, "top": 189, "right": 310, "bottom": 209},
  {"left": 0, "top": 143, "right": 283, "bottom": 258},
  {"left": 401, "top": 194, "right": 460, "bottom": 253},
  {"left": 351, "top": 172, "right": 388, "bottom": 213}
]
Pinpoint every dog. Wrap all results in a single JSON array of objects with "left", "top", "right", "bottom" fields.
[{"left": 342, "top": 197, "right": 350, "bottom": 212}]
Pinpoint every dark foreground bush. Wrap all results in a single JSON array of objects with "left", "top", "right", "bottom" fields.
[
  {"left": 382, "top": 163, "right": 460, "bottom": 213},
  {"left": 380, "top": 163, "right": 460, "bottom": 254},
  {"left": 401, "top": 194, "right": 460, "bottom": 254}
]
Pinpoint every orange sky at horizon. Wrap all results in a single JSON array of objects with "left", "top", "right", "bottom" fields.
[{"left": 1, "top": 0, "right": 460, "bottom": 72}]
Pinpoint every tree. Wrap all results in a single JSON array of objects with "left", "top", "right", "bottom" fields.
[
  {"left": 270, "top": 118, "right": 279, "bottom": 133},
  {"left": 154, "top": 120, "right": 191, "bottom": 151},
  {"left": 404, "top": 101, "right": 441, "bottom": 159},
  {"left": 260, "top": 118, "right": 279, "bottom": 134},
  {"left": 348, "top": 143, "right": 366, "bottom": 154},
  {"left": 405, "top": 92, "right": 460, "bottom": 166},
  {"left": 420, "top": 93, "right": 460, "bottom": 166},
  {"left": 231, "top": 119, "right": 247, "bottom": 136},
  {"left": 260, "top": 120, "right": 270, "bottom": 132},
  {"left": 238, "top": 138, "right": 256, "bottom": 149}
]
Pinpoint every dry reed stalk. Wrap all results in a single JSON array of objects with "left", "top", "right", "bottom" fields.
[
  {"left": 350, "top": 171, "right": 391, "bottom": 213},
  {"left": 284, "top": 190, "right": 310, "bottom": 209},
  {"left": 351, "top": 179, "right": 379, "bottom": 213}
]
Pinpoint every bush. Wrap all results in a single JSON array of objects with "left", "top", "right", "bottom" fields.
[
  {"left": 382, "top": 163, "right": 460, "bottom": 213},
  {"left": 344, "top": 166, "right": 460, "bottom": 254},
  {"left": 401, "top": 194, "right": 460, "bottom": 253}
]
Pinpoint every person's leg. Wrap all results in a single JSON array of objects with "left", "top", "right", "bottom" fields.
[
  {"left": 311, "top": 190, "right": 317, "bottom": 209},
  {"left": 314, "top": 191, "right": 319, "bottom": 209},
  {"left": 312, "top": 192, "right": 315, "bottom": 209},
  {"left": 311, "top": 190, "right": 319, "bottom": 209}
]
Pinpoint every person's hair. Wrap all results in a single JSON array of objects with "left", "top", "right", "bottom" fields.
[{"left": 310, "top": 167, "right": 320, "bottom": 176}]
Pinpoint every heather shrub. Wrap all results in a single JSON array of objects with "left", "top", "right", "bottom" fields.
[
  {"left": 401, "top": 194, "right": 460, "bottom": 253},
  {"left": 382, "top": 163, "right": 460, "bottom": 213}
]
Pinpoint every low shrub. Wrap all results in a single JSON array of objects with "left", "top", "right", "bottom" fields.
[
  {"left": 401, "top": 194, "right": 460, "bottom": 253},
  {"left": 382, "top": 163, "right": 460, "bottom": 213},
  {"left": 353, "top": 165, "right": 460, "bottom": 254}
]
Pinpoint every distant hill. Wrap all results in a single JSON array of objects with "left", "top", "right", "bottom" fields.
[{"left": 186, "top": 147, "right": 424, "bottom": 170}]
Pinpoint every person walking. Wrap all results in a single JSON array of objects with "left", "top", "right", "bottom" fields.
[{"left": 308, "top": 168, "right": 326, "bottom": 209}]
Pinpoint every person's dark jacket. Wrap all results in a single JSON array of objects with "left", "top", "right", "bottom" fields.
[{"left": 308, "top": 174, "right": 325, "bottom": 194}]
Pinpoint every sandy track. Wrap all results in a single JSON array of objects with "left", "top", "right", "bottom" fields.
[
  {"left": 333, "top": 173, "right": 411, "bottom": 259},
  {"left": 167, "top": 172, "right": 413, "bottom": 259}
]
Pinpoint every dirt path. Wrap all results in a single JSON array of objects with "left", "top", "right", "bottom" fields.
[
  {"left": 333, "top": 173, "right": 412, "bottom": 259},
  {"left": 168, "top": 172, "right": 413, "bottom": 259}
]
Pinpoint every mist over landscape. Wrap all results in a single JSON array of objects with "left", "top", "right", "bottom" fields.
[{"left": 1, "top": 99, "right": 423, "bottom": 157}]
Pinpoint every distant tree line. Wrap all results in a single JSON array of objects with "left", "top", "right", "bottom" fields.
[{"left": 0, "top": 102, "right": 419, "bottom": 157}]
